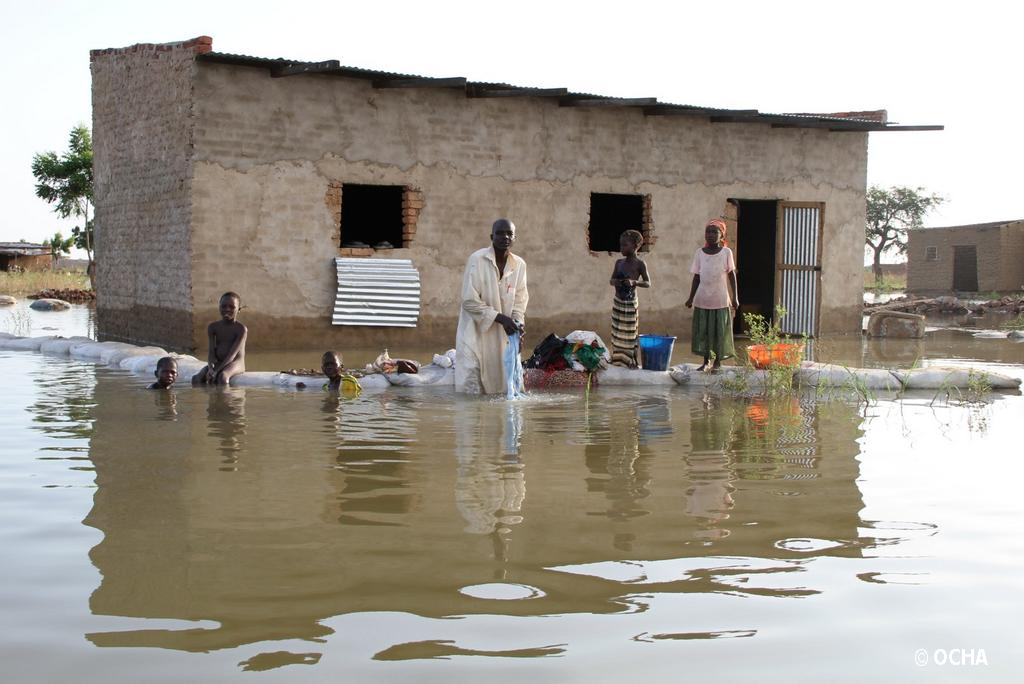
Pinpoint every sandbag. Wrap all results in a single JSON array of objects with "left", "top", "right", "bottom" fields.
[
  {"left": 104, "top": 345, "right": 165, "bottom": 366},
  {"left": 98, "top": 342, "right": 150, "bottom": 365},
  {"left": 356, "top": 373, "right": 390, "bottom": 390},
  {"left": 384, "top": 365, "right": 454, "bottom": 387},
  {"left": 795, "top": 363, "right": 904, "bottom": 391},
  {"left": 69, "top": 341, "right": 114, "bottom": 360},
  {"left": 902, "top": 366, "right": 1020, "bottom": 390},
  {"left": 599, "top": 365, "right": 676, "bottom": 386},
  {"left": 0, "top": 336, "right": 57, "bottom": 351},
  {"left": 228, "top": 371, "right": 284, "bottom": 387},
  {"left": 119, "top": 353, "right": 170, "bottom": 374},
  {"left": 171, "top": 356, "right": 206, "bottom": 379},
  {"left": 39, "top": 337, "right": 94, "bottom": 355}
]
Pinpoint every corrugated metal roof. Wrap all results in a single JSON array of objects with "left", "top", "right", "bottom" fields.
[
  {"left": 197, "top": 51, "right": 941, "bottom": 132},
  {"left": 0, "top": 242, "right": 48, "bottom": 256},
  {"left": 333, "top": 258, "right": 420, "bottom": 327}
]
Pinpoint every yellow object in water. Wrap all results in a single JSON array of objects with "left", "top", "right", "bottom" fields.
[
  {"left": 341, "top": 374, "right": 362, "bottom": 396},
  {"left": 323, "top": 374, "right": 362, "bottom": 396}
]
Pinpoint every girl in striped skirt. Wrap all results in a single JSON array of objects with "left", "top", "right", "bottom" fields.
[{"left": 609, "top": 229, "right": 651, "bottom": 367}]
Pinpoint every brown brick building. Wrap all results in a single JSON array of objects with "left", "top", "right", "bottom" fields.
[
  {"left": 91, "top": 36, "right": 939, "bottom": 351},
  {"left": 0, "top": 242, "right": 50, "bottom": 272},
  {"left": 907, "top": 220, "right": 1024, "bottom": 294}
]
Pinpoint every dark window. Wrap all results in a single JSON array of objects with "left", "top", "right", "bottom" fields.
[
  {"left": 925, "top": 246, "right": 938, "bottom": 261},
  {"left": 588, "top": 193, "right": 644, "bottom": 252},
  {"left": 340, "top": 184, "right": 405, "bottom": 249}
]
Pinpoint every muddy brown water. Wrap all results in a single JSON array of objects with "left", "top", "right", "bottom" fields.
[{"left": 2, "top": 302, "right": 1022, "bottom": 681}]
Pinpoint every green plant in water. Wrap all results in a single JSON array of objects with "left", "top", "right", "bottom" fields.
[
  {"left": 930, "top": 370, "right": 991, "bottom": 407},
  {"left": 965, "top": 370, "right": 992, "bottom": 405},
  {"left": 741, "top": 305, "right": 806, "bottom": 398},
  {"left": 1000, "top": 313, "right": 1024, "bottom": 330},
  {"left": 717, "top": 365, "right": 752, "bottom": 395}
]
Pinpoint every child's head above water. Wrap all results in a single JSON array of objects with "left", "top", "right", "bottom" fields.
[
  {"left": 619, "top": 229, "right": 644, "bottom": 256},
  {"left": 321, "top": 351, "right": 342, "bottom": 379},
  {"left": 219, "top": 292, "right": 241, "bottom": 321},
  {"left": 152, "top": 356, "right": 178, "bottom": 389}
]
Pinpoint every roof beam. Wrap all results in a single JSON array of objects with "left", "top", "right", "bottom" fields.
[
  {"left": 467, "top": 85, "right": 568, "bottom": 98},
  {"left": 270, "top": 60, "right": 340, "bottom": 78},
  {"left": 560, "top": 97, "right": 658, "bottom": 107},
  {"left": 771, "top": 120, "right": 877, "bottom": 131},
  {"left": 862, "top": 125, "right": 944, "bottom": 132},
  {"left": 372, "top": 77, "right": 467, "bottom": 89},
  {"left": 644, "top": 105, "right": 759, "bottom": 117}
]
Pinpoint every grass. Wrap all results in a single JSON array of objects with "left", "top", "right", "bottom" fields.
[
  {"left": 1001, "top": 313, "right": 1024, "bottom": 330},
  {"left": 1, "top": 307, "right": 32, "bottom": 336},
  {"left": 863, "top": 270, "right": 906, "bottom": 292},
  {"left": 0, "top": 269, "right": 90, "bottom": 295}
]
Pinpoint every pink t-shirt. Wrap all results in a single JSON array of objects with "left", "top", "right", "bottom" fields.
[{"left": 690, "top": 247, "right": 735, "bottom": 310}]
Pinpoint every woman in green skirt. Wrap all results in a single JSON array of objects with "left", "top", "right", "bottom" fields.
[{"left": 685, "top": 219, "right": 740, "bottom": 372}]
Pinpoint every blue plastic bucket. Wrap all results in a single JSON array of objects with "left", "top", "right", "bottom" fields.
[{"left": 638, "top": 334, "right": 676, "bottom": 371}]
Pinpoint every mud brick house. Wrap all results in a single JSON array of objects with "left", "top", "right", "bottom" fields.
[
  {"left": 0, "top": 242, "right": 50, "bottom": 272},
  {"left": 907, "top": 220, "right": 1024, "bottom": 294},
  {"left": 90, "top": 36, "right": 940, "bottom": 351}
]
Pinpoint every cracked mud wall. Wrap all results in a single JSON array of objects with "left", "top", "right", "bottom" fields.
[{"left": 188, "top": 62, "right": 868, "bottom": 349}]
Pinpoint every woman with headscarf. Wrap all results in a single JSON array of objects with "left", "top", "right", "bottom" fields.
[{"left": 685, "top": 219, "right": 739, "bottom": 372}]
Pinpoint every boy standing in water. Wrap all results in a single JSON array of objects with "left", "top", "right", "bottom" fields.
[
  {"left": 148, "top": 356, "right": 178, "bottom": 389},
  {"left": 192, "top": 291, "right": 247, "bottom": 386},
  {"left": 609, "top": 229, "right": 651, "bottom": 368}
]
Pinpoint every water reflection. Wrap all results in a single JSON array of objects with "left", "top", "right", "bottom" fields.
[
  {"left": 205, "top": 388, "right": 246, "bottom": 468},
  {"left": 78, "top": 373, "right": 873, "bottom": 658},
  {"left": 454, "top": 399, "right": 526, "bottom": 542}
]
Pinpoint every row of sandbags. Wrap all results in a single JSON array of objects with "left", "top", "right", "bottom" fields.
[
  {"left": 666, "top": 360, "right": 1020, "bottom": 391},
  {"left": 0, "top": 333, "right": 450, "bottom": 391},
  {"left": 2, "top": 333, "right": 1018, "bottom": 392}
]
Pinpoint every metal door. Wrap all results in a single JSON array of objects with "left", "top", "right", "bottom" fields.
[{"left": 774, "top": 202, "right": 823, "bottom": 337}]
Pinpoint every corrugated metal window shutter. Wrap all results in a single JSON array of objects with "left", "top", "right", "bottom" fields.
[{"left": 333, "top": 258, "right": 420, "bottom": 327}]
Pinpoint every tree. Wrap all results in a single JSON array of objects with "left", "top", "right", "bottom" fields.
[
  {"left": 32, "top": 125, "right": 94, "bottom": 286},
  {"left": 47, "top": 232, "right": 74, "bottom": 266},
  {"left": 866, "top": 186, "right": 943, "bottom": 285}
]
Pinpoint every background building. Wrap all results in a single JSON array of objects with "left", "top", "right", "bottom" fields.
[{"left": 907, "top": 220, "right": 1024, "bottom": 294}]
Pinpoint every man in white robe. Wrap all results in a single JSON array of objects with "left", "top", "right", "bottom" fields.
[{"left": 455, "top": 219, "right": 529, "bottom": 394}]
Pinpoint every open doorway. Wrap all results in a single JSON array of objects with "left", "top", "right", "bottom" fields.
[{"left": 732, "top": 199, "right": 778, "bottom": 335}]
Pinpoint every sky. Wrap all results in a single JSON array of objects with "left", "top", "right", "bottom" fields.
[{"left": 2, "top": 0, "right": 1021, "bottom": 259}]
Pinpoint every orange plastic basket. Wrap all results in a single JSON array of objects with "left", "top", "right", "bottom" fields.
[{"left": 746, "top": 343, "right": 803, "bottom": 370}]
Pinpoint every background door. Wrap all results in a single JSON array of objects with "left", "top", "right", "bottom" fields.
[
  {"left": 775, "top": 202, "right": 823, "bottom": 337},
  {"left": 952, "top": 245, "right": 978, "bottom": 292}
]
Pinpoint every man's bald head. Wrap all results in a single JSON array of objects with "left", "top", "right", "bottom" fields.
[{"left": 492, "top": 218, "right": 515, "bottom": 234}]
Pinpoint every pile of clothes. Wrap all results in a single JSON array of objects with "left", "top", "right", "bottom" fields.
[
  {"left": 524, "top": 331, "right": 610, "bottom": 372},
  {"left": 523, "top": 331, "right": 610, "bottom": 389}
]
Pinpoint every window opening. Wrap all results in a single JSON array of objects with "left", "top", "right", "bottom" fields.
[
  {"left": 925, "top": 246, "right": 938, "bottom": 261},
  {"left": 340, "top": 184, "right": 405, "bottom": 249},
  {"left": 588, "top": 193, "right": 645, "bottom": 252}
]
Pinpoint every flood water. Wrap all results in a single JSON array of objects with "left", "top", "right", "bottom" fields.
[{"left": 2, "top": 303, "right": 1023, "bottom": 682}]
